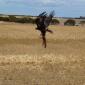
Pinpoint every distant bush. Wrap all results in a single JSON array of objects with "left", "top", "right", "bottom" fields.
[
  {"left": 0, "top": 17, "right": 9, "bottom": 22},
  {"left": 0, "top": 17, "right": 3, "bottom": 21},
  {"left": 28, "top": 18, "right": 35, "bottom": 24},
  {"left": 16, "top": 17, "right": 35, "bottom": 23},
  {"left": 0, "top": 16, "right": 60, "bottom": 24},
  {"left": 51, "top": 19, "right": 60, "bottom": 25},
  {"left": 16, "top": 17, "right": 27, "bottom": 23},
  {"left": 0, "top": 15, "right": 35, "bottom": 24},
  {"left": 80, "top": 21, "right": 85, "bottom": 26},
  {"left": 8, "top": 15, "right": 16, "bottom": 22},
  {"left": 64, "top": 19, "right": 76, "bottom": 26}
]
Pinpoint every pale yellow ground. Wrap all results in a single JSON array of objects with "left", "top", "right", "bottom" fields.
[{"left": 0, "top": 22, "right": 85, "bottom": 85}]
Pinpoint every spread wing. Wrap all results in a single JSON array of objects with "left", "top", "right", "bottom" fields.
[
  {"left": 35, "top": 11, "right": 54, "bottom": 29},
  {"left": 35, "top": 11, "right": 47, "bottom": 27},
  {"left": 44, "top": 11, "right": 55, "bottom": 27},
  {"left": 39, "top": 11, "right": 47, "bottom": 17}
]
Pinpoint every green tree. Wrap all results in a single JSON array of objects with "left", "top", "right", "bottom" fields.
[
  {"left": 64, "top": 19, "right": 76, "bottom": 26},
  {"left": 8, "top": 15, "right": 16, "bottom": 22},
  {"left": 80, "top": 21, "right": 85, "bottom": 26},
  {"left": 0, "top": 17, "right": 3, "bottom": 21},
  {"left": 51, "top": 19, "right": 60, "bottom": 25}
]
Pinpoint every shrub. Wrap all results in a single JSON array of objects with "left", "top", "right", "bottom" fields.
[
  {"left": 80, "top": 21, "right": 85, "bottom": 26},
  {"left": 1, "top": 17, "right": 9, "bottom": 22},
  {"left": 0, "top": 16, "right": 37, "bottom": 24},
  {"left": 16, "top": 18, "right": 26, "bottom": 23},
  {"left": 16, "top": 17, "right": 35, "bottom": 23},
  {"left": 8, "top": 15, "right": 16, "bottom": 22},
  {"left": 64, "top": 19, "right": 76, "bottom": 26},
  {"left": 28, "top": 18, "right": 35, "bottom": 24},
  {"left": 51, "top": 19, "right": 60, "bottom": 25},
  {"left": 0, "top": 17, "right": 3, "bottom": 21}
]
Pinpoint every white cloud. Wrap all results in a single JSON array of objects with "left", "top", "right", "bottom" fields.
[
  {"left": 39, "top": 0, "right": 56, "bottom": 4},
  {"left": 0, "top": 0, "right": 85, "bottom": 6}
]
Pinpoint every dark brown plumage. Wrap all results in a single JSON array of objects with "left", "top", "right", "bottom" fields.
[{"left": 35, "top": 11, "right": 54, "bottom": 48}]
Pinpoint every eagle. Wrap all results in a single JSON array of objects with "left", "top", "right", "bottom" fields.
[{"left": 35, "top": 11, "right": 54, "bottom": 48}]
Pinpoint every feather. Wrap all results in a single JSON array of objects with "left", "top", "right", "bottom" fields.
[
  {"left": 44, "top": 11, "right": 55, "bottom": 27},
  {"left": 35, "top": 11, "right": 54, "bottom": 30}
]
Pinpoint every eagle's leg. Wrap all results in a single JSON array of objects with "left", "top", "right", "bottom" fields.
[
  {"left": 41, "top": 31, "right": 46, "bottom": 48},
  {"left": 46, "top": 28, "right": 53, "bottom": 33},
  {"left": 42, "top": 35, "right": 46, "bottom": 48}
]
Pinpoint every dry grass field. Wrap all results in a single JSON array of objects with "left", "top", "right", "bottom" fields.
[{"left": 0, "top": 22, "right": 85, "bottom": 85}]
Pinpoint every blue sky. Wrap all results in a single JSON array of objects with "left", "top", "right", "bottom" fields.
[{"left": 0, "top": 0, "right": 85, "bottom": 17}]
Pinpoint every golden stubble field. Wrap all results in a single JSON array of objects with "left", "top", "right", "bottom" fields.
[{"left": 0, "top": 22, "right": 85, "bottom": 85}]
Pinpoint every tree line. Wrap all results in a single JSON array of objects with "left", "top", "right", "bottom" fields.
[
  {"left": 0, "top": 15, "right": 85, "bottom": 26},
  {"left": 0, "top": 15, "right": 60, "bottom": 24}
]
